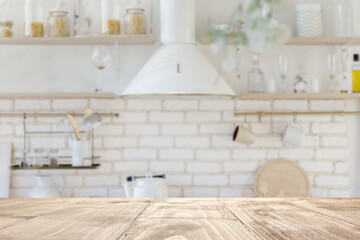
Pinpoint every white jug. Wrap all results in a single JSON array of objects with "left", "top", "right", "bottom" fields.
[
  {"left": 123, "top": 173, "right": 168, "bottom": 198},
  {"left": 29, "top": 175, "right": 64, "bottom": 198}
]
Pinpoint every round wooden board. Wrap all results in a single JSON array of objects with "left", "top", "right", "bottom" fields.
[{"left": 254, "top": 159, "right": 310, "bottom": 197}]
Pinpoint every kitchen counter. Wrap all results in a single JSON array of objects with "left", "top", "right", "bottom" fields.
[{"left": 0, "top": 198, "right": 359, "bottom": 240}]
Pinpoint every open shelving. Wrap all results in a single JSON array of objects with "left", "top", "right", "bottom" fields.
[{"left": 239, "top": 93, "right": 360, "bottom": 100}]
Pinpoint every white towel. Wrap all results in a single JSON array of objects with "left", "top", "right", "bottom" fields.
[{"left": 0, "top": 141, "right": 12, "bottom": 198}]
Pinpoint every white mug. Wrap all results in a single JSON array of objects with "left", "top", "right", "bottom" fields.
[
  {"left": 281, "top": 124, "right": 305, "bottom": 146},
  {"left": 233, "top": 125, "right": 255, "bottom": 145}
]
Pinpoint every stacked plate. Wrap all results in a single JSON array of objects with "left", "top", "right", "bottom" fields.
[{"left": 296, "top": 4, "right": 323, "bottom": 37}]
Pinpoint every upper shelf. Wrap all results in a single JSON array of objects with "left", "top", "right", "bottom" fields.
[
  {"left": 0, "top": 35, "right": 155, "bottom": 46},
  {"left": 240, "top": 93, "right": 360, "bottom": 100}
]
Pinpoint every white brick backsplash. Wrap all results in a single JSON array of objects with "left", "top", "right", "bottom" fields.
[
  {"left": 311, "top": 188, "right": 328, "bottom": 198},
  {"left": 299, "top": 162, "right": 333, "bottom": 173},
  {"left": 335, "top": 163, "right": 349, "bottom": 174},
  {"left": 250, "top": 123, "right": 271, "bottom": 135},
  {"left": 230, "top": 174, "right": 255, "bottom": 186},
  {"left": 139, "top": 137, "right": 173, "bottom": 148},
  {"left": 223, "top": 162, "right": 258, "bottom": 173},
  {"left": 267, "top": 149, "right": 279, "bottom": 159},
  {"left": 126, "top": 124, "right": 159, "bottom": 136},
  {"left": 272, "top": 115, "right": 295, "bottom": 122},
  {"left": 97, "top": 150, "right": 121, "bottom": 161},
  {"left": 30, "top": 138, "right": 66, "bottom": 148},
  {"left": 123, "top": 149, "right": 157, "bottom": 160},
  {"left": 163, "top": 99, "right": 198, "bottom": 110},
  {"left": 0, "top": 124, "right": 13, "bottom": 135},
  {"left": 168, "top": 188, "right": 182, "bottom": 197},
  {"left": 253, "top": 136, "right": 282, "bottom": 148},
  {"left": 85, "top": 175, "right": 119, "bottom": 186},
  {"left": 310, "top": 100, "right": 345, "bottom": 111},
  {"left": 212, "top": 135, "right": 239, "bottom": 148},
  {"left": 186, "top": 112, "right": 221, "bottom": 122},
  {"left": 103, "top": 137, "right": 137, "bottom": 148},
  {"left": 222, "top": 111, "right": 245, "bottom": 122},
  {"left": 149, "top": 112, "right": 184, "bottom": 123},
  {"left": 184, "top": 188, "right": 218, "bottom": 198},
  {"left": 166, "top": 175, "right": 192, "bottom": 186},
  {"left": 316, "top": 176, "right": 350, "bottom": 187},
  {"left": 15, "top": 124, "right": 50, "bottom": 135},
  {"left": 233, "top": 149, "right": 266, "bottom": 160},
  {"left": 161, "top": 124, "right": 197, "bottom": 135},
  {"left": 296, "top": 115, "right": 332, "bottom": 122},
  {"left": 328, "top": 190, "right": 351, "bottom": 198},
  {"left": 273, "top": 100, "right": 308, "bottom": 111},
  {"left": 109, "top": 188, "right": 126, "bottom": 198},
  {"left": 114, "top": 162, "right": 148, "bottom": 173},
  {"left": 316, "top": 149, "right": 349, "bottom": 161},
  {"left": 302, "top": 136, "right": 320, "bottom": 147},
  {"left": 321, "top": 136, "right": 348, "bottom": 147},
  {"left": 311, "top": 123, "right": 347, "bottom": 135},
  {"left": 200, "top": 124, "right": 234, "bottom": 134},
  {"left": 187, "top": 162, "right": 221, "bottom": 173},
  {"left": 280, "top": 149, "right": 314, "bottom": 160},
  {"left": 90, "top": 99, "right": 125, "bottom": 111},
  {"left": 160, "top": 149, "right": 194, "bottom": 160},
  {"left": 200, "top": 100, "right": 234, "bottom": 111},
  {"left": 73, "top": 188, "right": 107, "bottom": 198},
  {"left": 0, "top": 99, "right": 12, "bottom": 110},
  {"left": 236, "top": 100, "right": 271, "bottom": 111},
  {"left": 52, "top": 99, "right": 87, "bottom": 110},
  {"left": 150, "top": 162, "right": 184, "bottom": 173},
  {"left": 11, "top": 176, "right": 36, "bottom": 188},
  {"left": 175, "top": 137, "right": 209, "bottom": 148},
  {"left": 219, "top": 188, "right": 246, "bottom": 198},
  {"left": 96, "top": 125, "right": 124, "bottom": 136},
  {"left": 114, "top": 112, "right": 147, "bottom": 123},
  {"left": 196, "top": 149, "right": 230, "bottom": 161},
  {"left": 127, "top": 99, "right": 161, "bottom": 110},
  {"left": 65, "top": 176, "right": 83, "bottom": 187},
  {"left": 194, "top": 175, "right": 228, "bottom": 186},
  {"left": 15, "top": 99, "right": 50, "bottom": 110}
]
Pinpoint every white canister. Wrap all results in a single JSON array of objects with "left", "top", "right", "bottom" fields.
[
  {"left": 267, "top": 79, "right": 276, "bottom": 93},
  {"left": 72, "top": 140, "right": 90, "bottom": 167},
  {"left": 312, "top": 78, "right": 320, "bottom": 93},
  {"left": 281, "top": 124, "right": 305, "bottom": 147}
]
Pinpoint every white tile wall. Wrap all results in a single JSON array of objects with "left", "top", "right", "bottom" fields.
[{"left": 1, "top": 97, "right": 352, "bottom": 198}]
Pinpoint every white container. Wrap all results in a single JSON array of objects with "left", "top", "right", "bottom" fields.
[
  {"left": 29, "top": 175, "right": 64, "bottom": 198},
  {"left": 267, "top": 79, "right": 276, "bottom": 93},
  {"left": 312, "top": 78, "right": 320, "bottom": 93},
  {"left": 296, "top": 4, "right": 323, "bottom": 37},
  {"left": 123, "top": 173, "right": 168, "bottom": 198},
  {"left": 72, "top": 140, "right": 90, "bottom": 167},
  {"left": 282, "top": 124, "right": 305, "bottom": 147}
]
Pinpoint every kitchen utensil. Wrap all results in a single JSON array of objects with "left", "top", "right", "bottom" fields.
[
  {"left": 279, "top": 54, "right": 288, "bottom": 92},
  {"left": 253, "top": 159, "right": 310, "bottom": 198},
  {"left": 29, "top": 175, "right": 64, "bottom": 198},
  {"left": 233, "top": 124, "right": 255, "bottom": 145},
  {"left": 67, "top": 113, "right": 82, "bottom": 141},
  {"left": 281, "top": 124, "right": 305, "bottom": 147},
  {"left": 84, "top": 108, "right": 93, "bottom": 140},
  {"left": 293, "top": 75, "right": 308, "bottom": 93},
  {"left": 123, "top": 173, "right": 168, "bottom": 198},
  {"left": 83, "top": 114, "right": 102, "bottom": 129},
  {"left": 91, "top": 46, "right": 110, "bottom": 92}
]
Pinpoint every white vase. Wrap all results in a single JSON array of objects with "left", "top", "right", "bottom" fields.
[{"left": 29, "top": 176, "right": 62, "bottom": 198}]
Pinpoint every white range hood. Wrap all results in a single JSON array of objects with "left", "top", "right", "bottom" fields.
[{"left": 121, "top": 0, "right": 236, "bottom": 97}]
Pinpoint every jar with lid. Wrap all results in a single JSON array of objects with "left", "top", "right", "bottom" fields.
[
  {"left": 124, "top": 0, "right": 146, "bottom": 35},
  {"left": 0, "top": 20, "right": 13, "bottom": 38},
  {"left": 47, "top": 10, "right": 70, "bottom": 37},
  {"left": 24, "top": 0, "right": 44, "bottom": 37},
  {"left": 101, "top": 0, "right": 121, "bottom": 35}
]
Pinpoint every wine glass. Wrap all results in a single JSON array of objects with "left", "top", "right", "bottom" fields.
[
  {"left": 279, "top": 55, "right": 288, "bottom": 92},
  {"left": 91, "top": 46, "right": 110, "bottom": 92},
  {"left": 328, "top": 53, "right": 337, "bottom": 93}
]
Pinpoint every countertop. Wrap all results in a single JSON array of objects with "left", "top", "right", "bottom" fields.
[{"left": 0, "top": 198, "right": 359, "bottom": 240}]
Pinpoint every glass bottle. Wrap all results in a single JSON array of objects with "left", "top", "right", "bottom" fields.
[
  {"left": 24, "top": 0, "right": 44, "bottom": 37},
  {"left": 124, "top": 2, "right": 146, "bottom": 35},
  {"left": 74, "top": 0, "right": 91, "bottom": 37},
  {"left": 352, "top": 54, "right": 360, "bottom": 93},
  {"left": 101, "top": 0, "right": 121, "bottom": 35},
  {"left": 248, "top": 53, "right": 265, "bottom": 93},
  {"left": 47, "top": 10, "right": 70, "bottom": 37}
]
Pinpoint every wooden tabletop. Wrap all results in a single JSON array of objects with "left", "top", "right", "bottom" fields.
[{"left": 0, "top": 198, "right": 359, "bottom": 240}]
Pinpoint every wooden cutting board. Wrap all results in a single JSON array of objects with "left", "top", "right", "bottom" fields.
[{"left": 254, "top": 159, "right": 310, "bottom": 197}]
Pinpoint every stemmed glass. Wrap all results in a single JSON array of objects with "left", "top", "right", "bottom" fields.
[
  {"left": 328, "top": 53, "right": 337, "bottom": 93},
  {"left": 91, "top": 46, "right": 110, "bottom": 92},
  {"left": 279, "top": 55, "right": 288, "bottom": 92}
]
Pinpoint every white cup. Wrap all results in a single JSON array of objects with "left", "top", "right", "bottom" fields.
[
  {"left": 267, "top": 79, "right": 276, "bottom": 93},
  {"left": 233, "top": 125, "right": 255, "bottom": 145},
  {"left": 72, "top": 141, "right": 87, "bottom": 167},
  {"left": 281, "top": 124, "right": 305, "bottom": 147}
]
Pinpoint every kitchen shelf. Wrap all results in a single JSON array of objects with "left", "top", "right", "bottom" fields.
[
  {"left": 10, "top": 164, "right": 100, "bottom": 170},
  {"left": 0, "top": 35, "right": 155, "bottom": 46},
  {"left": 239, "top": 93, "right": 360, "bottom": 100},
  {"left": 0, "top": 92, "right": 117, "bottom": 99}
]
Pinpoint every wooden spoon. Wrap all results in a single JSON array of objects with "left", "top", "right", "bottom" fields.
[
  {"left": 84, "top": 108, "right": 93, "bottom": 140},
  {"left": 67, "top": 113, "right": 82, "bottom": 141}
]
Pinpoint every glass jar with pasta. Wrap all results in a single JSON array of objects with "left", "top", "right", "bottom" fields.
[
  {"left": 124, "top": 7, "right": 146, "bottom": 35},
  {"left": 24, "top": 0, "right": 44, "bottom": 37},
  {"left": 0, "top": 20, "right": 13, "bottom": 37},
  {"left": 47, "top": 10, "right": 70, "bottom": 37},
  {"left": 101, "top": 0, "right": 121, "bottom": 35}
]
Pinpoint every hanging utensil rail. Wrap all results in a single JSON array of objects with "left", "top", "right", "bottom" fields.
[
  {"left": 234, "top": 111, "right": 360, "bottom": 117},
  {"left": 0, "top": 112, "right": 119, "bottom": 118}
]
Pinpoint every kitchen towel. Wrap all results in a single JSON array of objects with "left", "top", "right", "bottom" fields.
[{"left": 0, "top": 141, "right": 12, "bottom": 198}]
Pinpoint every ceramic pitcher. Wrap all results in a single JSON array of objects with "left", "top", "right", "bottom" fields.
[{"left": 29, "top": 175, "right": 64, "bottom": 198}]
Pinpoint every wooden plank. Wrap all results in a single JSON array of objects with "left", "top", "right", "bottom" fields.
[
  {"left": 0, "top": 92, "right": 117, "bottom": 99},
  {"left": 223, "top": 199, "right": 360, "bottom": 240},
  {"left": 239, "top": 93, "right": 360, "bottom": 100}
]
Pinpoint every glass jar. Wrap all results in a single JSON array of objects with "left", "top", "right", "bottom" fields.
[
  {"left": 47, "top": 10, "right": 70, "bottom": 37},
  {"left": 101, "top": 0, "right": 121, "bottom": 35},
  {"left": 24, "top": 0, "right": 44, "bottom": 37},
  {"left": 124, "top": 8, "right": 146, "bottom": 35},
  {"left": 0, "top": 20, "right": 13, "bottom": 37},
  {"left": 248, "top": 53, "right": 265, "bottom": 93}
]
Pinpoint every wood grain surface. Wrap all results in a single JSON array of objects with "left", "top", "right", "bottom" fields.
[{"left": 0, "top": 198, "right": 359, "bottom": 240}]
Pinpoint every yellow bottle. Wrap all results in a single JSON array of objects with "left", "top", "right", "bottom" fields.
[{"left": 352, "top": 54, "right": 360, "bottom": 92}]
